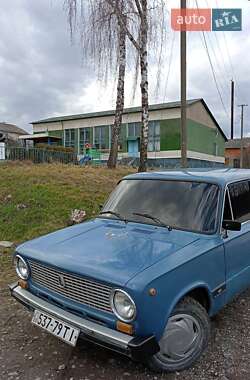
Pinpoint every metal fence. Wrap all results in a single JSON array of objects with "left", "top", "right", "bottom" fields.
[{"left": 0, "top": 145, "right": 78, "bottom": 165}]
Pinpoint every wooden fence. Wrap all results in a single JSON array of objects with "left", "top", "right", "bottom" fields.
[{"left": 2, "top": 145, "right": 78, "bottom": 165}]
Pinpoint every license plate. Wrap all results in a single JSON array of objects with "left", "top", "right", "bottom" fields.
[{"left": 32, "top": 310, "right": 80, "bottom": 346}]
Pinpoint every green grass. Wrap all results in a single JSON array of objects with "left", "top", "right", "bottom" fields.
[
  {"left": 0, "top": 162, "right": 134, "bottom": 286},
  {"left": 0, "top": 162, "right": 134, "bottom": 243}
]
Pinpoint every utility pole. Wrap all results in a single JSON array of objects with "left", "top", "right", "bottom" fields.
[
  {"left": 238, "top": 104, "right": 248, "bottom": 168},
  {"left": 231, "top": 80, "right": 235, "bottom": 140},
  {"left": 180, "top": 0, "right": 187, "bottom": 168}
]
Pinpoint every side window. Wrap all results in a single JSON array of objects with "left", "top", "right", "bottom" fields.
[
  {"left": 229, "top": 181, "right": 250, "bottom": 223},
  {"left": 223, "top": 190, "right": 233, "bottom": 221}
]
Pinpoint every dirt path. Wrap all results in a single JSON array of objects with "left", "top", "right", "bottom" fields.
[{"left": 1, "top": 253, "right": 250, "bottom": 380}]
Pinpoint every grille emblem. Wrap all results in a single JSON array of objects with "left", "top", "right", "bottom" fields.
[{"left": 58, "top": 274, "right": 66, "bottom": 288}]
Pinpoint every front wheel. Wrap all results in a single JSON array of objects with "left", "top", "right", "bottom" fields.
[{"left": 148, "top": 297, "right": 210, "bottom": 373}]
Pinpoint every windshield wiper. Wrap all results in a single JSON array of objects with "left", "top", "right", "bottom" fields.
[
  {"left": 133, "top": 212, "right": 172, "bottom": 231},
  {"left": 99, "top": 210, "right": 127, "bottom": 223}
]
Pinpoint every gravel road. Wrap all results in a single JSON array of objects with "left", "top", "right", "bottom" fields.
[{"left": 1, "top": 252, "right": 250, "bottom": 380}]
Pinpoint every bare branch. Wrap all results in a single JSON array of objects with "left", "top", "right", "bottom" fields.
[
  {"left": 134, "top": 0, "right": 143, "bottom": 18},
  {"left": 106, "top": 0, "right": 140, "bottom": 51},
  {"left": 64, "top": 0, "right": 77, "bottom": 41}
]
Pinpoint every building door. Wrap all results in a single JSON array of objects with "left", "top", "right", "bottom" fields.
[{"left": 128, "top": 139, "right": 139, "bottom": 157}]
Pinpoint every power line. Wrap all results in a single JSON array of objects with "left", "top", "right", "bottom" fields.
[
  {"left": 214, "top": 0, "right": 237, "bottom": 82},
  {"left": 213, "top": 0, "right": 241, "bottom": 110},
  {"left": 202, "top": 0, "right": 233, "bottom": 81},
  {"left": 163, "top": 31, "right": 176, "bottom": 101},
  {"left": 195, "top": 0, "right": 230, "bottom": 118},
  {"left": 222, "top": 32, "right": 237, "bottom": 82},
  {"left": 201, "top": 31, "right": 229, "bottom": 117},
  {"left": 202, "top": 30, "right": 231, "bottom": 95}
]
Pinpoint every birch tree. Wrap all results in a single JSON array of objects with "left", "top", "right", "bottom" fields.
[
  {"left": 65, "top": 0, "right": 127, "bottom": 169},
  {"left": 65, "top": 0, "right": 166, "bottom": 172},
  {"left": 107, "top": 11, "right": 127, "bottom": 168},
  {"left": 106, "top": 0, "right": 165, "bottom": 172},
  {"left": 138, "top": 0, "right": 149, "bottom": 172}
]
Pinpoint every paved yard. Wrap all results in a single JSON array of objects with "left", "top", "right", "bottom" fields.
[{"left": 1, "top": 251, "right": 250, "bottom": 380}]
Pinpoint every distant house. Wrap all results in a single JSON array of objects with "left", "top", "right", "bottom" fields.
[
  {"left": 30, "top": 98, "right": 227, "bottom": 167},
  {"left": 225, "top": 138, "right": 250, "bottom": 168},
  {"left": 0, "top": 122, "right": 27, "bottom": 144}
]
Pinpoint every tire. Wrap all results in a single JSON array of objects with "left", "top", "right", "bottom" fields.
[{"left": 147, "top": 297, "right": 210, "bottom": 373}]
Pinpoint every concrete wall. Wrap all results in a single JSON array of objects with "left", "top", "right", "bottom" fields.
[
  {"left": 187, "top": 120, "right": 225, "bottom": 157},
  {"left": 159, "top": 119, "right": 225, "bottom": 157},
  {"left": 160, "top": 119, "right": 180, "bottom": 150},
  {"left": 188, "top": 101, "right": 217, "bottom": 130},
  {"left": 126, "top": 157, "right": 224, "bottom": 169}
]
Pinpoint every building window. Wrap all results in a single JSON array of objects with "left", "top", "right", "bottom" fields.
[
  {"left": 118, "top": 126, "right": 125, "bottom": 151},
  {"left": 148, "top": 121, "right": 160, "bottom": 152},
  {"left": 64, "top": 129, "right": 75, "bottom": 148},
  {"left": 233, "top": 158, "right": 240, "bottom": 168},
  {"left": 79, "top": 128, "right": 91, "bottom": 152},
  {"left": 94, "top": 126, "right": 109, "bottom": 150},
  {"left": 128, "top": 123, "right": 141, "bottom": 137}
]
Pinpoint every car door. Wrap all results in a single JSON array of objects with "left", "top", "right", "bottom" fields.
[{"left": 223, "top": 180, "right": 250, "bottom": 302}]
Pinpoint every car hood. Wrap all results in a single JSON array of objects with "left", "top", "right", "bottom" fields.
[{"left": 17, "top": 218, "right": 200, "bottom": 286}]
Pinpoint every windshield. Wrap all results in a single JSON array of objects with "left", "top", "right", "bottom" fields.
[{"left": 101, "top": 179, "right": 219, "bottom": 234}]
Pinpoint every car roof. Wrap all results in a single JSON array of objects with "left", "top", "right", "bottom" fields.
[{"left": 124, "top": 168, "right": 250, "bottom": 187}]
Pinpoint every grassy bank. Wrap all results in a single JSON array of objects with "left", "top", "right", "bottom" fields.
[
  {"left": 0, "top": 162, "right": 134, "bottom": 285},
  {"left": 0, "top": 162, "right": 134, "bottom": 243}
]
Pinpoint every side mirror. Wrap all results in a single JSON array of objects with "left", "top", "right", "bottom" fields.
[{"left": 222, "top": 220, "right": 241, "bottom": 232}]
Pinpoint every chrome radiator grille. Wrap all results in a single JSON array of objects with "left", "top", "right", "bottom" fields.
[{"left": 29, "top": 260, "right": 113, "bottom": 313}]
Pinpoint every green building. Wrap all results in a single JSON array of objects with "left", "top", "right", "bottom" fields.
[{"left": 25, "top": 98, "right": 227, "bottom": 167}]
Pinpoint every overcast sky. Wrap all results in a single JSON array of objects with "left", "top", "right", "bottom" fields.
[{"left": 0, "top": 0, "right": 249, "bottom": 137}]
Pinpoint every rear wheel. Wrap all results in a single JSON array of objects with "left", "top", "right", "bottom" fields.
[{"left": 148, "top": 297, "right": 210, "bottom": 373}]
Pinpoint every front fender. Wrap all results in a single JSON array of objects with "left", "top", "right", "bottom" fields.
[
  {"left": 164, "top": 281, "right": 213, "bottom": 324},
  {"left": 127, "top": 237, "right": 225, "bottom": 341}
]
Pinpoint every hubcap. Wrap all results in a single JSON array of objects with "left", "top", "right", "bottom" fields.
[{"left": 157, "top": 314, "right": 202, "bottom": 363}]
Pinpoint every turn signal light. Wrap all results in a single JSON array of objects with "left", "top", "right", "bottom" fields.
[
  {"left": 116, "top": 321, "right": 133, "bottom": 335},
  {"left": 18, "top": 279, "right": 28, "bottom": 289}
]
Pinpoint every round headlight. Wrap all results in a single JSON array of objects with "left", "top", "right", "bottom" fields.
[
  {"left": 111, "top": 289, "right": 136, "bottom": 322},
  {"left": 14, "top": 255, "right": 30, "bottom": 280}
]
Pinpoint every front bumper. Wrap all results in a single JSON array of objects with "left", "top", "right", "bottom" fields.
[{"left": 9, "top": 282, "right": 159, "bottom": 361}]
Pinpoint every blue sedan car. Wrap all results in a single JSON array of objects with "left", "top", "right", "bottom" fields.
[{"left": 9, "top": 169, "right": 250, "bottom": 372}]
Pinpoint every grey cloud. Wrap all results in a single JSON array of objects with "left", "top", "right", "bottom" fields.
[
  {"left": 0, "top": 0, "right": 249, "bottom": 138},
  {"left": 0, "top": 0, "right": 93, "bottom": 132}
]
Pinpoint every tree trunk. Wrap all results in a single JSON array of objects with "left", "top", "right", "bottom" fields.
[
  {"left": 107, "top": 23, "right": 126, "bottom": 169},
  {"left": 138, "top": 0, "right": 149, "bottom": 173}
]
